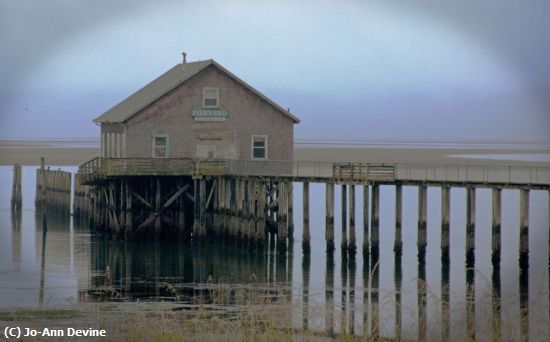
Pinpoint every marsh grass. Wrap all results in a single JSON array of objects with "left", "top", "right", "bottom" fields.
[{"left": 1, "top": 271, "right": 548, "bottom": 341}]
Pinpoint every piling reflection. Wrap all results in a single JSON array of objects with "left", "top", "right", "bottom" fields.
[
  {"left": 466, "top": 266, "right": 476, "bottom": 340},
  {"left": 302, "top": 252, "right": 310, "bottom": 330},
  {"left": 441, "top": 263, "right": 450, "bottom": 341},
  {"left": 418, "top": 260, "right": 427, "bottom": 342},
  {"left": 85, "top": 234, "right": 291, "bottom": 305},
  {"left": 11, "top": 207, "right": 22, "bottom": 265},
  {"left": 520, "top": 268, "right": 529, "bottom": 342},
  {"left": 492, "top": 265, "right": 501, "bottom": 340},
  {"left": 340, "top": 253, "right": 348, "bottom": 333},
  {"left": 325, "top": 251, "right": 335, "bottom": 336},
  {"left": 394, "top": 253, "right": 402, "bottom": 340},
  {"left": 348, "top": 255, "right": 356, "bottom": 335},
  {"left": 371, "top": 255, "right": 380, "bottom": 340}
]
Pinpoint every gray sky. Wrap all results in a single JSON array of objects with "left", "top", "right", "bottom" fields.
[{"left": 1, "top": 0, "right": 549, "bottom": 142}]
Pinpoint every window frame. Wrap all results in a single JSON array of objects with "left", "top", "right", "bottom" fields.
[
  {"left": 202, "top": 87, "right": 219, "bottom": 108},
  {"left": 152, "top": 134, "right": 169, "bottom": 158},
  {"left": 251, "top": 135, "right": 268, "bottom": 160}
]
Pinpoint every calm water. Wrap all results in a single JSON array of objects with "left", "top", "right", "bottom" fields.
[{"left": 0, "top": 165, "right": 549, "bottom": 340}]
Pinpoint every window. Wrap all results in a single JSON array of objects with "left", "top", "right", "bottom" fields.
[
  {"left": 202, "top": 87, "right": 219, "bottom": 108},
  {"left": 152, "top": 135, "right": 169, "bottom": 158},
  {"left": 251, "top": 135, "right": 267, "bottom": 159}
]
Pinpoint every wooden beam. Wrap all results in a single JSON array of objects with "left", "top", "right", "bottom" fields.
[
  {"left": 205, "top": 179, "right": 217, "bottom": 209},
  {"left": 162, "top": 184, "right": 190, "bottom": 210},
  {"left": 132, "top": 192, "right": 152, "bottom": 208}
]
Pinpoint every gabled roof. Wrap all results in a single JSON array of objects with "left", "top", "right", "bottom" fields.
[{"left": 93, "top": 59, "right": 300, "bottom": 124}]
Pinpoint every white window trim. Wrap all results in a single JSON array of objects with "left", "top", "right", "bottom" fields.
[
  {"left": 251, "top": 135, "right": 268, "bottom": 160},
  {"left": 152, "top": 134, "right": 169, "bottom": 158},
  {"left": 202, "top": 87, "right": 219, "bottom": 108}
]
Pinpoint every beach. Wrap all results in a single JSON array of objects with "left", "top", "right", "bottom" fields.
[{"left": 1, "top": 139, "right": 549, "bottom": 166}]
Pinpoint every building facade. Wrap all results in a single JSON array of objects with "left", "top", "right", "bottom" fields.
[{"left": 94, "top": 59, "right": 299, "bottom": 161}]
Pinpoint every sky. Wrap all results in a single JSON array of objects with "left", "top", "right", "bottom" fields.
[{"left": 1, "top": 0, "right": 549, "bottom": 142}]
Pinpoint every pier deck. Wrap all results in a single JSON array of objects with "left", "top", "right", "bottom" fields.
[{"left": 79, "top": 157, "right": 550, "bottom": 189}]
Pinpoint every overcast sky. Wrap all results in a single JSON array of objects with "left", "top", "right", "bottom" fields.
[{"left": 1, "top": 0, "right": 549, "bottom": 142}]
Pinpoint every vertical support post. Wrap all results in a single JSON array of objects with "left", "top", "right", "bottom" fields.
[
  {"left": 466, "top": 186, "right": 476, "bottom": 267},
  {"left": 193, "top": 178, "right": 200, "bottom": 237},
  {"left": 519, "top": 189, "right": 529, "bottom": 270},
  {"left": 11, "top": 164, "right": 22, "bottom": 211},
  {"left": 418, "top": 184, "right": 427, "bottom": 262},
  {"left": 277, "top": 181, "right": 288, "bottom": 250},
  {"left": 257, "top": 181, "right": 266, "bottom": 246},
  {"left": 40, "top": 157, "right": 46, "bottom": 210},
  {"left": 155, "top": 178, "right": 161, "bottom": 235},
  {"left": 371, "top": 183, "right": 380, "bottom": 259},
  {"left": 248, "top": 179, "right": 255, "bottom": 244},
  {"left": 492, "top": 188, "right": 502, "bottom": 265},
  {"left": 394, "top": 183, "right": 402, "bottom": 255},
  {"left": 348, "top": 184, "right": 356, "bottom": 254},
  {"left": 236, "top": 178, "right": 244, "bottom": 239},
  {"left": 363, "top": 184, "right": 369, "bottom": 256},
  {"left": 341, "top": 184, "right": 348, "bottom": 252},
  {"left": 325, "top": 182, "right": 335, "bottom": 252},
  {"left": 302, "top": 182, "right": 310, "bottom": 252},
  {"left": 200, "top": 178, "right": 206, "bottom": 237},
  {"left": 288, "top": 182, "right": 294, "bottom": 241},
  {"left": 441, "top": 185, "right": 451, "bottom": 262},
  {"left": 125, "top": 181, "right": 132, "bottom": 236}
]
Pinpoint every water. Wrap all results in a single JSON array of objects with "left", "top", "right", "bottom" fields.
[{"left": 0, "top": 165, "right": 549, "bottom": 340}]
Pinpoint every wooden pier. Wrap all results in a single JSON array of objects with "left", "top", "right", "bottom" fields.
[{"left": 30, "top": 156, "right": 546, "bottom": 270}]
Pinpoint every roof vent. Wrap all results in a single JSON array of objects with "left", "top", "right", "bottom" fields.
[{"left": 182, "top": 52, "right": 187, "bottom": 64}]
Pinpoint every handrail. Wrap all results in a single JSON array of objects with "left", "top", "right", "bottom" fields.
[{"left": 78, "top": 157, "right": 550, "bottom": 186}]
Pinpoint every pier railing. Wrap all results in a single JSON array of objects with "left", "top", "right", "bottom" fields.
[{"left": 79, "top": 157, "right": 550, "bottom": 188}]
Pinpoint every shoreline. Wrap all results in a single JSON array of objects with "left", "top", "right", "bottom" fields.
[{"left": 1, "top": 140, "right": 549, "bottom": 166}]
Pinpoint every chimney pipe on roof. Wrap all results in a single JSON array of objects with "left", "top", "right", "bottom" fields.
[{"left": 182, "top": 52, "right": 187, "bottom": 64}]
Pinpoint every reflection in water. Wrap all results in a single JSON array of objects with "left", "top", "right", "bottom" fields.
[
  {"left": 348, "top": 255, "right": 356, "bottom": 335},
  {"left": 38, "top": 212, "right": 47, "bottom": 307},
  {"left": 325, "top": 251, "right": 334, "bottom": 336},
  {"left": 371, "top": 255, "right": 380, "bottom": 340},
  {"left": 418, "top": 260, "right": 427, "bottom": 342},
  {"left": 492, "top": 265, "right": 501, "bottom": 341},
  {"left": 340, "top": 253, "right": 347, "bottom": 334},
  {"left": 362, "top": 255, "right": 370, "bottom": 337},
  {"left": 394, "top": 254, "right": 402, "bottom": 340},
  {"left": 520, "top": 268, "right": 529, "bottom": 342},
  {"left": 441, "top": 263, "right": 450, "bottom": 341},
  {"left": 0, "top": 184, "right": 549, "bottom": 341},
  {"left": 302, "top": 253, "right": 310, "bottom": 330},
  {"left": 466, "top": 267, "right": 476, "bottom": 340}
]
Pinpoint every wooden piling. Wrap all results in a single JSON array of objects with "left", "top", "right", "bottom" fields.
[
  {"left": 394, "top": 184, "right": 402, "bottom": 254},
  {"left": 287, "top": 182, "right": 294, "bottom": 241},
  {"left": 302, "top": 182, "right": 310, "bottom": 252},
  {"left": 441, "top": 185, "right": 451, "bottom": 262},
  {"left": 193, "top": 178, "right": 200, "bottom": 237},
  {"left": 348, "top": 184, "right": 356, "bottom": 254},
  {"left": 519, "top": 189, "right": 529, "bottom": 270},
  {"left": 418, "top": 184, "right": 427, "bottom": 261},
  {"left": 363, "top": 184, "right": 369, "bottom": 256},
  {"left": 277, "top": 181, "right": 288, "bottom": 250},
  {"left": 466, "top": 186, "right": 476, "bottom": 267},
  {"left": 11, "top": 164, "right": 22, "bottom": 211},
  {"left": 325, "top": 182, "right": 335, "bottom": 252},
  {"left": 341, "top": 184, "right": 348, "bottom": 252},
  {"left": 125, "top": 181, "right": 132, "bottom": 236},
  {"left": 257, "top": 181, "right": 267, "bottom": 246},
  {"left": 492, "top": 188, "right": 502, "bottom": 265},
  {"left": 370, "top": 183, "right": 380, "bottom": 258}
]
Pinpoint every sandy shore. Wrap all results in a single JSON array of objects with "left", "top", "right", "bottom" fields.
[{"left": 1, "top": 140, "right": 549, "bottom": 166}]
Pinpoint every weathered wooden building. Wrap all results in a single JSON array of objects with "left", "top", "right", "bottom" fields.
[
  {"left": 95, "top": 56, "right": 299, "bottom": 160},
  {"left": 80, "top": 56, "right": 300, "bottom": 248}
]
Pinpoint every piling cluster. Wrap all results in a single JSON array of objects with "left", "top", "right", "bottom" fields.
[{"left": 35, "top": 160, "right": 71, "bottom": 214}]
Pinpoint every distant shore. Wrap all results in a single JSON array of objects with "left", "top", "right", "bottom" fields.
[{"left": 1, "top": 139, "right": 549, "bottom": 166}]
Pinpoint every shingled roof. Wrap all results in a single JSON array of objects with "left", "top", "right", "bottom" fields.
[{"left": 93, "top": 59, "right": 300, "bottom": 124}]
